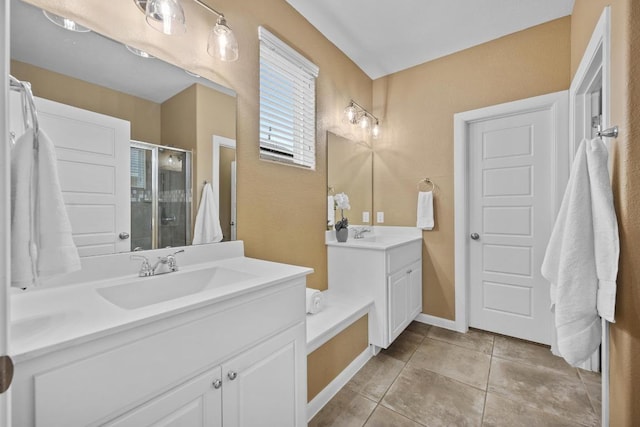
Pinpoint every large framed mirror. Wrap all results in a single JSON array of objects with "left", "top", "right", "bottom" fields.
[
  {"left": 327, "top": 132, "right": 373, "bottom": 227},
  {"left": 9, "top": 0, "right": 237, "bottom": 256}
]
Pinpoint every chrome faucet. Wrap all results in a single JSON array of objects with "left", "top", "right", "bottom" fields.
[
  {"left": 130, "top": 249, "right": 185, "bottom": 277},
  {"left": 353, "top": 227, "right": 372, "bottom": 239}
]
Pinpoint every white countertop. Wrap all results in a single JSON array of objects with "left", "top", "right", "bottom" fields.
[
  {"left": 325, "top": 226, "right": 423, "bottom": 250},
  {"left": 10, "top": 244, "right": 313, "bottom": 363}
]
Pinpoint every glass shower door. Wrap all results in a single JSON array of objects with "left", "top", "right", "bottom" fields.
[{"left": 130, "top": 145, "right": 154, "bottom": 251}]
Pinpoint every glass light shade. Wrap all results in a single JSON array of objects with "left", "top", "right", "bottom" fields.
[
  {"left": 344, "top": 104, "right": 357, "bottom": 124},
  {"left": 42, "top": 10, "right": 91, "bottom": 33},
  {"left": 359, "top": 114, "right": 371, "bottom": 130},
  {"left": 372, "top": 121, "right": 381, "bottom": 139},
  {"left": 145, "top": 0, "right": 186, "bottom": 35},
  {"left": 207, "top": 17, "right": 239, "bottom": 62},
  {"left": 126, "top": 45, "right": 154, "bottom": 58}
]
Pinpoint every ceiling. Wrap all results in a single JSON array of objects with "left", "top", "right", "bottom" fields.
[
  {"left": 285, "top": 0, "right": 575, "bottom": 79},
  {"left": 11, "top": 0, "right": 234, "bottom": 104}
]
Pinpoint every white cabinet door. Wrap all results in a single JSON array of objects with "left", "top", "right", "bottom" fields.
[
  {"left": 408, "top": 261, "right": 422, "bottom": 319},
  {"left": 223, "top": 325, "right": 304, "bottom": 427},
  {"left": 105, "top": 366, "right": 222, "bottom": 427},
  {"left": 388, "top": 269, "right": 409, "bottom": 343}
]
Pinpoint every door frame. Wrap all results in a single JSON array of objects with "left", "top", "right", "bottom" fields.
[
  {"left": 453, "top": 91, "right": 569, "bottom": 334},
  {"left": 0, "top": 0, "right": 11, "bottom": 424},
  {"left": 212, "top": 135, "right": 237, "bottom": 239},
  {"left": 569, "top": 6, "right": 611, "bottom": 425}
]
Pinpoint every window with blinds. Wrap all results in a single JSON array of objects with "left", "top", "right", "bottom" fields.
[{"left": 259, "top": 27, "right": 319, "bottom": 169}]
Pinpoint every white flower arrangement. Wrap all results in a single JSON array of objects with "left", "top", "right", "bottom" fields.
[{"left": 334, "top": 192, "right": 350, "bottom": 231}]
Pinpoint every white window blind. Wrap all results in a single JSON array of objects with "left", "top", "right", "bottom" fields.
[{"left": 259, "top": 27, "right": 319, "bottom": 169}]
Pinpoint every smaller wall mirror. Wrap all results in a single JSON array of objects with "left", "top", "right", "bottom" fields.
[{"left": 327, "top": 132, "right": 373, "bottom": 226}]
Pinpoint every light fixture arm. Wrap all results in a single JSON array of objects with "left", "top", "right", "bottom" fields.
[
  {"left": 192, "top": 0, "right": 225, "bottom": 20},
  {"left": 348, "top": 99, "right": 379, "bottom": 124}
]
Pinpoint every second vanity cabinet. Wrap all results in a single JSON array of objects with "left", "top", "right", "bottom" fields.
[{"left": 327, "top": 233, "right": 422, "bottom": 349}]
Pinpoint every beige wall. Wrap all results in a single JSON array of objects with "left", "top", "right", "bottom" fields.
[
  {"left": 219, "top": 146, "right": 235, "bottom": 241},
  {"left": 11, "top": 60, "right": 161, "bottom": 143},
  {"left": 571, "top": 0, "right": 640, "bottom": 424},
  {"left": 372, "top": 17, "right": 571, "bottom": 320},
  {"left": 307, "top": 315, "right": 368, "bottom": 402}
]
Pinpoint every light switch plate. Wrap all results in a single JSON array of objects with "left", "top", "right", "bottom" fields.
[
  {"left": 376, "top": 212, "right": 384, "bottom": 223},
  {"left": 362, "top": 211, "right": 370, "bottom": 223}
]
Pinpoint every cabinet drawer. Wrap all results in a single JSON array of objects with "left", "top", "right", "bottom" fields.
[
  {"left": 34, "top": 284, "right": 304, "bottom": 427},
  {"left": 387, "top": 240, "right": 421, "bottom": 273}
]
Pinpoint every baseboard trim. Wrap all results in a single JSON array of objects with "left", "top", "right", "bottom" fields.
[
  {"left": 415, "top": 313, "right": 462, "bottom": 332},
  {"left": 307, "top": 346, "right": 372, "bottom": 422}
]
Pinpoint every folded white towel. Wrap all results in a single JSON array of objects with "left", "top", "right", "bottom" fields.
[
  {"left": 11, "top": 128, "right": 81, "bottom": 288},
  {"left": 417, "top": 191, "right": 434, "bottom": 230},
  {"left": 327, "top": 195, "right": 335, "bottom": 227},
  {"left": 306, "top": 288, "right": 324, "bottom": 314},
  {"left": 541, "top": 138, "right": 619, "bottom": 366},
  {"left": 193, "top": 183, "right": 223, "bottom": 244}
]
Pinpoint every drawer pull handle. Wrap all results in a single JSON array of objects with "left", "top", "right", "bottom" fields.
[
  {"left": 212, "top": 379, "right": 222, "bottom": 389},
  {"left": 228, "top": 371, "right": 238, "bottom": 381}
]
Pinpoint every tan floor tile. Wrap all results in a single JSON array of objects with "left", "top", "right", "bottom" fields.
[
  {"left": 578, "top": 368, "right": 602, "bottom": 385},
  {"left": 363, "top": 405, "right": 424, "bottom": 427},
  {"left": 405, "top": 321, "right": 431, "bottom": 337},
  {"left": 309, "top": 387, "right": 377, "bottom": 427},
  {"left": 382, "top": 365, "right": 485, "bottom": 426},
  {"left": 409, "top": 338, "right": 491, "bottom": 390},
  {"left": 482, "top": 392, "right": 585, "bottom": 427},
  {"left": 492, "top": 335, "right": 577, "bottom": 377},
  {"left": 427, "top": 326, "right": 494, "bottom": 354},
  {"left": 381, "top": 329, "right": 424, "bottom": 362},
  {"left": 584, "top": 380, "right": 602, "bottom": 420},
  {"left": 488, "top": 358, "right": 598, "bottom": 427},
  {"left": 346, "top": 353, "right": 405, "bottom": 402}
]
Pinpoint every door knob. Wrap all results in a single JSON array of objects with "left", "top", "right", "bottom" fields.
[
  {"left": 212, "top": 379, "right": 222, "bottom": 389},
  {"left": 470, "top": 233, "right": 480, "bottom": 240},
  {"left": 119, "top": 232, "right": 130, "bottom": 240},
  {"left": 227, "top": 371, "right": 238, "bottom": 381}
]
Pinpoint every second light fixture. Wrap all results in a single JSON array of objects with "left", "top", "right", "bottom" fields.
[
  {"left": 135, "top": 0, "right": 238, "bottom": 62},
  {"left": 345, "top": 100, "right": 381, "bottom": 139}
]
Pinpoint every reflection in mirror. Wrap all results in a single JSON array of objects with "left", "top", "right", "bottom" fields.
[
  {"left": 9, "top": 0, "right": 237, "bottom": 256},
  {"left": 327, "top": 132, "right": 373, "bottom": 227}
]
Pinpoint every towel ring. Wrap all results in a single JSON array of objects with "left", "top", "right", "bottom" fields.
[{"left": 417, "top": 178, "right": 436, "bottom": 192}]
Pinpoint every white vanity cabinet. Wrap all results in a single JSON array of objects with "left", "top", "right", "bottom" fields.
[
  {"left": 12, "top": 277, "right": 308, "bottom": 427},
  {"left": 327, "top": 233, "right": 422, "bottom": 349}
]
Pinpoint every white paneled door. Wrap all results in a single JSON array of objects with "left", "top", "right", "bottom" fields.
[
  {"left": 10, "top": 93, "right": 131, "bottom": 256},
  {"left": 468, "top": 108, "right": 555, "bottom": 344}
]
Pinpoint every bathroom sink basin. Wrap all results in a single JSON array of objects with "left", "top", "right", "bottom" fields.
[{"left": 97, "top": 267, "right": 257, "bottom": 310}]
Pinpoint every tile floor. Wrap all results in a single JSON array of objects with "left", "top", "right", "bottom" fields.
[{"left": 310, "top": 322, "right": 601, "bottom": 427}]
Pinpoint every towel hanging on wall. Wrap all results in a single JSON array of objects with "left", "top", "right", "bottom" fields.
[
  {"left": 417, "top": 191, "right": 434, "bottom": 230},
  {"left": 11, "top": 128, "right": 81, "bottom": 288},
  {"left": 193, "top": 182, "right": 224, "bottom": 244},
  {"left": 541, "top": 138, "right": 619, "bottom": 366}
]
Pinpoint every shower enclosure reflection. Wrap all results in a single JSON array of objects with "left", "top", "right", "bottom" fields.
[{"left": 131, "top": 142, "right": 192, "bottom": 250}]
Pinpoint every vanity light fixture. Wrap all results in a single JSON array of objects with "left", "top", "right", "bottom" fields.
[
  {"left": 42, "top": 10, "right": 91, "bottom": 33},
  {"left": 125, "top": 45, "right": 155, "bottom": 59},
  {"left": 134, "top": 0, "right": 239, "bottom": 62},
  {"left": 344, "top": 100, "right": 381, "bottom": 139}
]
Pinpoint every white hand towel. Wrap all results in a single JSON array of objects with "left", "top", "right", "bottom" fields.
[
  {"left": 541, "top": 138, "right": 619, "bottom": 366},
  {"left": 11, "top": 128, "right": 81, "bottom": 288},
  {"left": 417, "top": 191, "right": 434, "bottom": 230},
  {"left": 306, "top": 288, "right": 324, "bottom": 314},
  {"left": 193, "top": 183, "right": 223, "bottom": 244},
  {"left": 327, "top": 195, "right": 335, "bottom": 227}
]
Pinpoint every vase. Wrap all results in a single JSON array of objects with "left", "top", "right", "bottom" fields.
[{"left": 336, "top": 228, "right": 348, "bottom": 243}]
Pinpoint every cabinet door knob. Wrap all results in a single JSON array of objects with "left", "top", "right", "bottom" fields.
[
  {"left": 227, "top": 371, "right": 238, "bottom": 381},
  {"left": 212, "top": 379, "right": 222, "bottom": 389},
  {"left": 406, "top": 269, "right": 413, "bottom": 274},
  {"left": 470, "top": 232, "right": 480, "bottom": 240}
]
